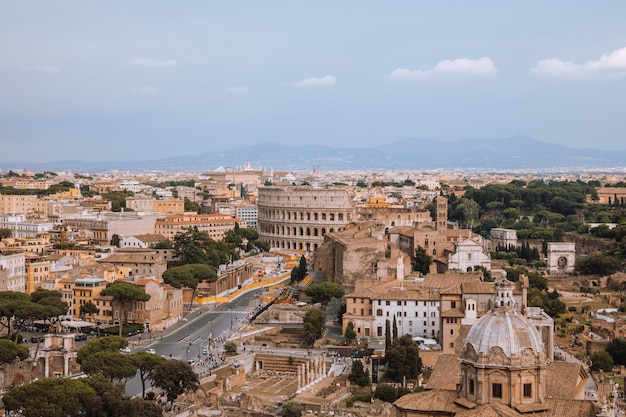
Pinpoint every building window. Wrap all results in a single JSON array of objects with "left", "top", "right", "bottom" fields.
[
  {"left": 376, "top": 309, "right": 383, "bottom": 316},
  {"left": 451, "top": 301, "right": 456, "bottom": 308},
  {"left": 469, "top": 379, "right": 475, "bottom": 396},
  {"left": 523, "top": 383, "right": 532, "bottom": 398},
  {"left": 450, "top": 329, "right": 454, "bottom": 335},
  {"left": 492, "top": 383, "right": 502, "bottom": 399},
  {"left": 377, "top": 327, "right": 383, "bottom": 337}
]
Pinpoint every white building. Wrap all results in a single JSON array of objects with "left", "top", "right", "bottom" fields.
[
  {"left": 236, "top": 206, "right": 258, "bottom": 230},
  {"left": 0, "top": 252, "right": 27, "bottom": 292},
  {"left": 120, "top": 234, "right": 168, "bottom": 249},
  {"left": 447, "top": 238, "right": 491, "bottom": 272},
  {"left": 0, "top": 213, "right": 54, "bottom": 238}
]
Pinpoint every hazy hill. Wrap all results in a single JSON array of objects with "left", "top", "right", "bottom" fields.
[{"left": 2, "top": 136, "right": 625, "bottom": 173}]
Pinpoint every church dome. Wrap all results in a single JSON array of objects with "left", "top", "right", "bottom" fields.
[
  {"left": 464, "top": 307, "right": 544, "bottom": 359},
  {"left": 463, "top": 278, "right": 544, "bottom": 362}
]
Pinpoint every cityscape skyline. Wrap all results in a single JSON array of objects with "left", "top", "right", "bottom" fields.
[{"left": 1, "top": 1, "right": 626, "bottom": 163}]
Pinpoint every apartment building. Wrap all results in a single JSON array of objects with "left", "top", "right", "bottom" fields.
[
  {"left": 0, "top": 252, "right": 26, "bottom": 292},
  {"left": 0, "top": 194, "right": 49, "bottom": 217},
  {"left": 97, "top": 248, "right": 168, "bottom": 279},
  {"left": 24, "top": 253, "right": 50, "bottom": 294},
  {"left": 0, "top": 213, "right": 54, "bottom": 238},
  {"left": 154, "top": 213, "right": 241, "bottom": 241},
  {"left": 126, "top": 196, "right": 185, "bottom": 214},
  {"left": 62, "top": 212, "right": 158, "bottom": 245}
]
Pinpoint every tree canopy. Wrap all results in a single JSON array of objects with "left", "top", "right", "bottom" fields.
[
  {"left": 303, "top": 308, "right": 326, "bottom": 346},
  {"left": 100, "top": 281, "right": 150, "bottom": 337},
  {"left": 384, "top": 334, "right": 422, "bottom": 383},
  {"left": 304, "top": 282, "right": 344, "bottom": 305},
  {"left": 2, "top": 376, "right": 162, "bottom": 417},
  {"left": 150, "top": 359, "right": 199, "bottom": 405}
]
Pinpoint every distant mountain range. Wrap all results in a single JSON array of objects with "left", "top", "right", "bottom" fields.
[{"left": 2, "top": 136, "right": 626, "bottom": 173}]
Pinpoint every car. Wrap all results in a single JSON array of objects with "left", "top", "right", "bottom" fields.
[
  {"left": 146, "top": 348, "right": 156, "bottom": 354},
  {"left": 182, "top": 317, "right": 188, "bottom": 322},
  {"left": 187, "top": 359, "right": 196, "bottom": 366},
  {"left": 120, "top": 347, "right": 131, "bottom": 353},
  {"left": 75, "top": 334, "right": 88, "bottom": 341}
]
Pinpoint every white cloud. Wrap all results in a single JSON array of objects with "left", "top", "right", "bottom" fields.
[
  {"left": 25, "top": 65, "right": 60, "bottom": 74},
  {"left": 530, "top": 46, "right": 626, "bottom": 78},
  {"left": 130, "top": 57, "right": 177, "bottom": 67},
  {"left": 130, "top": 86, "right": 161, "bottom": 95},
  {"left": 225, "top": 86, "right": 249, "bottom": 94},
  {"left": 293, "top": 75, "right": 336, "bottom": 87},
  {"left": 390, "top": 57, "right": 497, "bottom": 80}
]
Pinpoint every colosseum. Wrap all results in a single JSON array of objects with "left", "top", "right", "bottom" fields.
[{"left": 257, "top": 186, "right": 355, "bottom": 252}]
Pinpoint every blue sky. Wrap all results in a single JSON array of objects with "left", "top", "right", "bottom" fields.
[{"left": 1, "top": 1, "right": 626, "bottom": 163}]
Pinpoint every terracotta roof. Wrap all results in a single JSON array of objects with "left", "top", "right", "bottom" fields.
[
  {"left": 545, "top": 361, "right": 588, "bottom": 399},
  {"left": 544, "top": 398, "right": 596, "bottom": 417},
  {"left": 441, "top": 308, "right": 466, "bottom": 318},
  {"left": 455, "top": 402, "right": 524, "bottom": 417},
  {"left": 422, "top": 272, "right": 482, "bottom": 290},
  {"left": 133, "top": 234, "right": 167, "bottom": 243},
  {"left": 425, "top": 354, "right": 461, "bottom": 390},
  {"left": 394, "top": 389, "right": 460, "bottom": 414}
]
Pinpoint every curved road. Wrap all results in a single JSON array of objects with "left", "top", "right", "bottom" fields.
[{"left": 125, "top": 289, "right": 262, "bottom": 397}]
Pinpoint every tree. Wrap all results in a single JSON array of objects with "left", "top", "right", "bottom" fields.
[
  {"left": 80, "top": 301, "right": 100, "bottom": 336},
  {"left": 0, "top": 291, "right": 37, "bottom": 342},
  {"left": 392, "top": 316, "right": 398, "bottom": 341},
  {"left": 291, "top": 255, "right": 308, "bottom": 283},
  {"left": 384, "top": 335, "right": 422, "bottom": 383},
  {"left": 606, "top": 338, "right": 626, "bottom": 366},
  {"left": 303, "top": 308, "right": 326, "bottom": 346},
  {"left": 150, "top": 359, "right": 200, "bottom": 406},
  {"left": 281, "top": 401, "right": 303, "bottom": 417},
  {"left": 0, "top": 228, "right": 11, "bottom": 239},
  {"left": 0, "top": 338, "right": 29, "bottom": 365},
  {"left": 163, "top": 263, "right": 217, "bottom": 308},
  {"left": 111, "top": 234, "right": 121, "bottom": 247},
  {"left": 81, "top": 350, "right": 138, "bottom": 384},
  {"left": 224, "top": 341, "right": 237, "bottom": 355},
  {"left": 2, "top": 376, "right": 162, "bottom": 417},
  {"left": 412, "top": 246, "right": 432, "bottom": 275},
  {"left": 374, "top": 384, "right": 411, "bottom": 403},
  {"left": 131, "top": 351, "right": 167, "bottom": 398},
  {"left": 2, "top": 377, "right": 97, "bottom": 417},
  {"left": 304, "top": 282, "right": 344, "bottom": 306},
  {"left": 344, "top": 322, "right": 356, "bottom": 343},
  {"left": 100, "top": 281, "right": 151, "bottom": 337},
  {"left": 385, "top": 319, "right": 391, "bottom": 351},
  {"left": 77, "top": 335, "right": 129, "bottom": 364},
  {"left": 591, "top": 351, "right": 614, "bottom": 372},
  {"left": 349, "top": 359, "right": 371, "bottom": 387}
]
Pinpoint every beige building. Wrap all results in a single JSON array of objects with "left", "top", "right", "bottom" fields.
[
  {"left": 258, "top": 186, "right": 355, "bottom": 252},
  {"left": 97, "top": 248, "right": 168, "bottom": 279},
  {"left": 24, "top": 252, "right": 50, "bottom": 294},
  {"left": 126, "top": 196, "right": 185, "bottom": 214},
  {"left": 62, "top": 212, "right": 158, "bottom": 245},
  {"left": 0, "top": 194, "right": 49, "bottom": 217},
  {"left": 154, "top": 212, "right": 241, "bottom": 241}
]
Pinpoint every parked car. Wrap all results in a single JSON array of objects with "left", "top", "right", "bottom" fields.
[
  {"left": 120, "top": 347, "right": 131, "bottom": 353},
  {"left": 75, "top": 334, "right": 88, "bottom": 341},
  {"left": 146, "top": 348, "right": 156, "bottom": 354}
]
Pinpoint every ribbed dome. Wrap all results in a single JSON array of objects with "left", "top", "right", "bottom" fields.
[{"left": 464, "top": 307, "right": 544, "bottom": 359}]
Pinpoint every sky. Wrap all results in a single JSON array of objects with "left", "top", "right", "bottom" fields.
[{"left": 1, "top": 1, "right": 626, "bottom": 163}]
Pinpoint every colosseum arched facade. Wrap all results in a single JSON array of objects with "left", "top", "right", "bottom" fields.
[{"left": 257, "top": 186, "right": 355, "bottom": 252}]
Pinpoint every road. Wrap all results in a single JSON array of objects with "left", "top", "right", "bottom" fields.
[{"left": 125, "top": 289, "right": 263, "bottom": 397}]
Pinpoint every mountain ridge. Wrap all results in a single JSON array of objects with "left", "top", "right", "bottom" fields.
[{"left": 2, "top": 136, "right": 625, "bottom": 173}]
